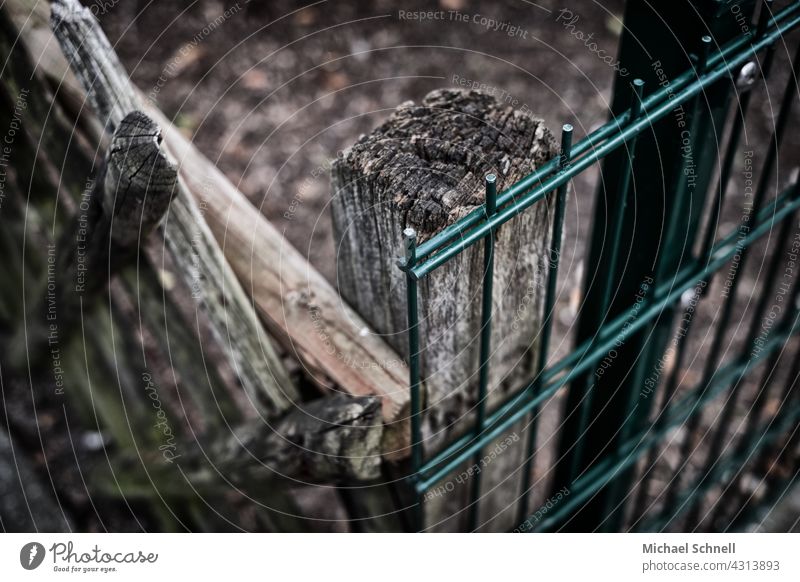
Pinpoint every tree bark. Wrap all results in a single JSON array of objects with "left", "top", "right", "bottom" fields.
[{"left": 331, "top": 88, "right": 557, "bottom": 530}]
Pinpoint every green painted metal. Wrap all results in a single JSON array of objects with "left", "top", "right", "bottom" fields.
[
  {"left": 680, "top": 61, "right": 800, "bottom": 523},
  {"left": 539, "top": 318, "right": 800, "bottom": 533},
  {"left": 413, "top": 183, "right": 800, "bottom": 496},
  {"left": 568, "top": 77, "right": 646, "bottom": 490},
  {"left": 400, "top": 0, "right": 800, "bottom": 532},
  {"left": 516, "top": 124, "right": 573, "bottom": 525},
  {"left": 467, "top": 173, "right": 498, "bottom": 531},
  {"left": 406, "top": 1, "right": 800, "bottom": 278},
  {"left": 662, "top": 36, "right": 800, "bottom": 526},
  {"left": 403, "top": 227, "right": 424, "bottom": 531},
  {"left": 411, "top": 177, "right": 800, "bottom": 485},
  {"left": 724, "top": 347, "right": 800, "bottom": 530},
  {"left": 557, "top": 0, "right": 752, "bottom": 529},
  {"left": 539, "top": 324, "right": 800, "bottom": 533},
  {"left": 716, "top": 182, "right": 800, "bottom": 525},
  {"left": 632, "top": 3, "right": 780, "bottom": 521},
  {"left": 600, "top": 34, "right": 721, "bottom": 531}
]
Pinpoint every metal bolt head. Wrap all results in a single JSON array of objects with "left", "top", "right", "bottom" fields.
[
  {"left": 403, "top": 227, "right": 417, "bottom": 256},
  {"left": 736, "top": 61, "right": 759, "bottom": 90}
]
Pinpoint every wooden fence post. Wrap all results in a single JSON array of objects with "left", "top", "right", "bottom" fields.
[
  {"left": 8, "top": 109, "right": 177, "bottom": 367},
  {"left": 332, "top": 88, "right": 557, "bottom": 530},
  {"left": 50, "top": 0, "right": 298, "bottom": 417},
  {"left": 0, "top": 0, "right": 395, "bottom": 530}
]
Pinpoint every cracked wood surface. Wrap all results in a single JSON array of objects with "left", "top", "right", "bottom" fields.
[
  {"left": 332, "top": 88, "right": 558, "bottom": 530},
  {"left": 214, "top": 394, "right": 384, "bottom": 484},
  {"left": 333, "top": 88, "right": 557, "bottom": 435}
]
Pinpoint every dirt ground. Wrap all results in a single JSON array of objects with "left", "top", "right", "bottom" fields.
[
  {"left": 97, "top": 0, "right": 622, "bottom": 281},
  {"left": 86, "top": 0, "right": 800, "bottom": 531}
]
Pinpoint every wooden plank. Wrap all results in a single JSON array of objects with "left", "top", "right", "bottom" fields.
[
  {"left": 35, "top": 0, "right": 410, "bottom": 457},
  {"left": 50, "top": 0, "right": 297, "bottom": 418},
  {"left": 95, "top": 393, "right": 385, "bottom": 494},
  {"left": 144, "top": 103, "right": 411, "bottom": 458}
]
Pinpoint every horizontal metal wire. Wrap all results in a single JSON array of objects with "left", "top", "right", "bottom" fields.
[
  {"left": 414, "top": 182, "right": 800, "bottom": 492},
  {"left": 638, "top": 406, "right": 800, "bottom": 532},
  {"left": 531, "top": 320, "right": 800, "bottom": 532},
  {"left": 405, "top": 1, "right": 800, "bottom": 279}
]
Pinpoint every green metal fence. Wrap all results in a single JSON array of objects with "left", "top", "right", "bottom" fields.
[{"left": 399, "top": 0, "right": 800, "bottom": 532}]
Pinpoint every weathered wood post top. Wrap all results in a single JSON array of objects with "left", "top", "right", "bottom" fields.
[{"left": 332, "top": 88, "right": 557, "bottom": 461}]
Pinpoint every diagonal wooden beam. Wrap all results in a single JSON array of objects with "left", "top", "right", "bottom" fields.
[{"left": 51, "top": 0, "right": 297, "bottom": 418}]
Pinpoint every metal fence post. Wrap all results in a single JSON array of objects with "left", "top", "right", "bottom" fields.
[{"left": 553, "top": 0, "right": 757, "bottom": 531}]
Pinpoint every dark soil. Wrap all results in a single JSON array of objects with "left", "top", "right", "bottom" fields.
[
  {"left": 61, "top": 0, "right": 800, "bottom": 531},
  {"left": 96, "top": 0, "right": 624, "bottom": 283}
]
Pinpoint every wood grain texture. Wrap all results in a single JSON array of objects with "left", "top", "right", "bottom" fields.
[
  {"left": 332, "top": 88, "right": 556, "bottom": 436},
  {"left": 8, "top": 109, "right": 178, "bottom": 368},
  {"left": 96, "top": 393, "right": 384, "bottom": 494},
  {"left": 103, "top": 111, "right": 177, "bottom": 247},
  {"left": 58, "top": 111, "right": 176, "bottom": 298},
  {"left": 145, "top": 104, "right": 412, "bottom": 458},
  {"left": 331, "top": 88, "right": 558, "bottom": 530},
  {"left": 51, "top": 0, "right": 297, "bottom": 418},
  {"left": 50, "top": 0, "right": 410, "bottom": 459},
  {"left": 0, "top": 1, "right": 380, "bottom": 532},
  {"left": 214, "top": 394, "right": 383, "bottom": 484}
]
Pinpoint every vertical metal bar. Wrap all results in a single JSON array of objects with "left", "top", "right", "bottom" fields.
[
  {"left": 661, "top": 39, "right": 800, "bottom": 527},
  {"left": 516, "top": 124, "right": 573, "bottom": 525},
  {"left": 633, "top": 1, "right": 777, "bottom": 524},
  {"left": 600, "top": 38, "right": 713, "bottom": 525},
  {"left": 404, "top": 227, "right": 424, "bottom": 531},
  {"left": 604, "top": 34, "right": 712, "bottom": 527},
  {"left": 701, "top": 177, "right": 800, "bottom": 527},
  {"left": 553, "top": 1, "right": 755, "bottom": 531},
  {"left": 713, "top": 309, "right": 798, "bottom": 529},
  {"left": 726, "top": 332, "right": 800, "bottom": 531},
  {"left": 569, "top": 81, "right": 645, "bottom": 485},
  {"left": 467, "top": 173, "right": 498, "bottom": 531},
  {"left": 699, "top": 0, "right": 777, "bottom": 274}
]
